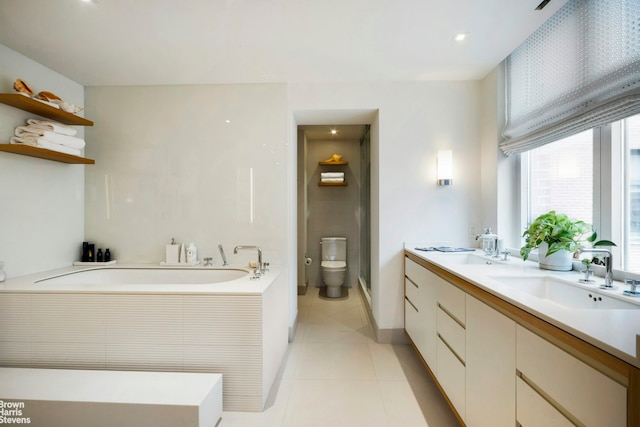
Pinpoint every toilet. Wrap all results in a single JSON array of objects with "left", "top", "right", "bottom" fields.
[{"left": 320, "top": 237, "right": 347, "bottom": 298}]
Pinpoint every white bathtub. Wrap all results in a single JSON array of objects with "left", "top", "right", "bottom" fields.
[
  {"left": 0, "top": 265, "right": 289, "bottom": 412},
  {"left": 36, "top": 267, "right": 248, "bottom": 285}
]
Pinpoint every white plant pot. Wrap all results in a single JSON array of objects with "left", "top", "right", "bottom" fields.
[{"left": 538, "top": 242, "right": 573, "bottom": 271}]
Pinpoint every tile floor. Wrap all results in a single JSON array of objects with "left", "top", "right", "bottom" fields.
[{"left": 219, "top": 286, "right": 459, "bottom": 427}]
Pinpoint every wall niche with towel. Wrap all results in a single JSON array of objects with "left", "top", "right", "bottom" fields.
[
  {"left": 0, "top": 93, "right": 94, "bottom": 164},
  {"left": 318, "top": 158, "right": 348, "bottom": 186}
]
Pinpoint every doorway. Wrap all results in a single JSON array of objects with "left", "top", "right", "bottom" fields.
[{"left": 297, "top": 124, "right": 371, "bottom": 297}]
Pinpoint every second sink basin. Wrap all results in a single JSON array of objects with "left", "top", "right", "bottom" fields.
[{"left": 488, "top": 275, "right": 640, "bottom": 310}]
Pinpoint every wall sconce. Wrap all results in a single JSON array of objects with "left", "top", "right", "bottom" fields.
[{"left": 437, "top": 150, "right": 453, "bottom": 186}]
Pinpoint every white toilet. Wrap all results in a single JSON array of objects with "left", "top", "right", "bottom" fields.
[{"left": 320, "top": 237, "right": 347, "bottom": 298}]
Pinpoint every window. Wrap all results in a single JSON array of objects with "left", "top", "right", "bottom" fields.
[
  {"left": 527, "top": 130, "right": 593, "bottom": 224},
  {"left": 624, "top": 115, "right": 640, "bottom": 271},
  {"left": 523, "top": 113, "right": 640, "bottom": 274}
]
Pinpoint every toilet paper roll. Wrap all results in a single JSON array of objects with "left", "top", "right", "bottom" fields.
[{"left": 305, "top": 257, "right": 313, "bottom": 266}]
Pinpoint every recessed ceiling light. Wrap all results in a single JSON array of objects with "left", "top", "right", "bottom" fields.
[
  {"left": 330, "top": 129, "right": 337, "bottom": 135},
  {"left": 225, "top": 119, "right": 231, "bottom": 123},
  {"left": 453, "top": 33, "right": 469, "bottom": 42}
]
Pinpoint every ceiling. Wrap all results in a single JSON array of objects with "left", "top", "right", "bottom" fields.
[
  {"left": 0, "top": 0, "right": 566, "bottom": 87},
  {"left": 300, "top": 125, "right": 366, "bottom": 141}
]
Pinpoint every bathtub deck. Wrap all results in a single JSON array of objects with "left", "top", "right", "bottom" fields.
[{"left": 0, "top": 367, "right": 222, "bottom": 427}]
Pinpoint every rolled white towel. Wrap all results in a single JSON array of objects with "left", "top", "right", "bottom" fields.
[
  {"left": 10, "top": 136, "right": 82, "bottom": 157},
  {"left": 15, "top": 126, "right": 86, "bottom": 149},
  {"left": 320, "top": 172, "right": 345, "bottom": 179},
  {"left": 26, "top": 119, "right": 77, "bottom": 136}
]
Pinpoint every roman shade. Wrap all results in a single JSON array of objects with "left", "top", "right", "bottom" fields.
[{"left": 500, "top": 0, "right": 640, "bottom": 156}]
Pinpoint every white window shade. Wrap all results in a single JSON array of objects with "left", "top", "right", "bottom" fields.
[{"left": 501, "top": 0, "right": 640, "bottom": 156}]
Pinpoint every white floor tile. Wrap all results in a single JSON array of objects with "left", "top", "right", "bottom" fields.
[
  {"left": 379, "top": 380, "right": 430, "bottom": 427},
  {"left": 294, "top": 342, "right": 377, "bottom": 380},
  {"left": 282, "top": 379, "right": 389, "bottom": 427}
]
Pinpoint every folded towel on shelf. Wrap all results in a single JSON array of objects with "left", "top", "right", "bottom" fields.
[
  {"left": 15, "top": 127, "right": 86, "bottom": 149},
  {"left": 320, "top": 172, "right": 345, "bottom": 179},
  {"left": 10, "top": 136, "right": 82, "bottom": 157},
  {"left": 26, "top": 119, "right": 77, "bottom": 136},
  {"left": 321, "top": 177, "right": 345, "bottom": 183}
]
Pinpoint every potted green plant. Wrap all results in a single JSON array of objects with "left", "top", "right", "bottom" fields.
[{"left": 520, "top": 210, "right": 615, "bottom": 271}]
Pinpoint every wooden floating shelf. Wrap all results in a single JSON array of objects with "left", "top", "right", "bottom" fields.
[
  {"left": 0, "top": 144, "right": 95, "bottom": 164},
  {"left": 318, "top": 181, "right": 347, "bottom": 186},
  {"left": 318, "top": 161, "right": 348, "bottom": 165},
  {"left": 0, "top": 94, "right": 93, "bottom": 126}
]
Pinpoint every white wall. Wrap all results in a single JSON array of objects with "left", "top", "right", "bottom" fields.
[
  {"left": 0, "top": 44, "right": 86, "bottom": 278},
  {"left": 84, "top": 84, "right": 289, "bottom": 268},
  {"left": 289, "top": 81, "right": 482, "bottom": 333},
  {"left": 480, "top": 65, "right": 520, "bottom": 249}
]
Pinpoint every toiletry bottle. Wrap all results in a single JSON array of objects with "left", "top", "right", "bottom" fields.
[
  {"left": 82, "top": 242, "right": 89, "bottom": 262},
  {"left": 105, "top": 248, "right": 111, "bottom": 262},
  {"left": 0, "top": 261, "right": 6, "bottom": 283},
  {"left": 97, "top": 248, "right": 104, "bottom": 262},
  {"left": 88, "top": 245, "right": 94, "bottom": 262}
]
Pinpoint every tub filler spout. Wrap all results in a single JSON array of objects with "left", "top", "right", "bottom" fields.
[{"left": 233, "top": 245, "right": 263, "bottom": 276}]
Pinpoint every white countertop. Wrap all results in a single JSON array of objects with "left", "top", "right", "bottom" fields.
[
  {"left": 404, "top": 245, "right": 640, "bottom": 369},
  {"left": 0, "top": 263, "right": 281, "bottom": 295}
]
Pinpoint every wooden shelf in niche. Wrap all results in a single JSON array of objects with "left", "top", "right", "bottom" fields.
[
  {"left": 0, "top": 94, "right": 94, "bottom": 126},
  {"left": 318, "top": 161, "right": 348, "bottom": 165},
  {"left": 0, "top": 144, "right": 95, "bottom": 164},
  {"left": 318, "top": 181, "right": 347, "bottom": 187}
]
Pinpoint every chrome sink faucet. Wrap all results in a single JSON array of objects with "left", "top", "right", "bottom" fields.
[
  {"left": 233, "top": 245, "right": 263, "bottom": 275},
  {"left": 579, "top": 248, "right": 613, "bottom": 288}
]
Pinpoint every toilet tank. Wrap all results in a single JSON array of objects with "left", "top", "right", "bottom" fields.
[{"left": 321, "top": 237, "right": 347, "bottom": 261}]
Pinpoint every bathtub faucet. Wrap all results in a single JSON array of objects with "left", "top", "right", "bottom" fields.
[
  {"left": 233, "top": 245, "right": 263, "bottom": 276},
  {"left": 218, "top": 244, "right": 228, "bottom": 267}
]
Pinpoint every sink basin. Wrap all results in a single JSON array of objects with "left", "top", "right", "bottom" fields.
[
  {"left": 435, "top": 253, "right": 508, "bottom": 266},
  {"left": 489, "top": 276, "right": 640, "bottom": 310}
]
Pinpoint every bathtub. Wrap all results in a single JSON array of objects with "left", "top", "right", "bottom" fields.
[
  {"left": 36, "top": 267, "right": 249, "bottom": 285},
  {"left": 0, "top": 264, "right": 289, "bottom": 412}
]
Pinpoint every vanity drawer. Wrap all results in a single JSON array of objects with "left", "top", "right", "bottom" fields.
[
  {"left": 405, "top": 278, "right": 419, "bottom": 307},
  {"left": 437, "top": 335, "right": 466, "bottom": 420},
  {"left": 438, "top": 281, "right": 465, "bottom": 324},
  {"left": 436, "top": 306, "right": 465, "bottom": 362},
  {"left": 405, "top": 298, "right": 420, "bottom": 342},
  {"left": 516, "top": 376, "right": 572, "bottom": 427},
  {"left": 405, "top": 257, "right": 428, "bottom": 285},
  {"left": 516, "top": 326, "right": 626, "bottom": 427}
]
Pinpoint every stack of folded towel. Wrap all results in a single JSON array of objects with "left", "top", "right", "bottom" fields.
[
  {"left": 10, "top": 119, "right": 85, "bottom": 156},
  {"left": 320, "top": 172, "right": 345, "bottom": 183}
]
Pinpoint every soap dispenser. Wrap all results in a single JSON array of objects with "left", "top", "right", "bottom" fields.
[{"left": 477, "top": 227, "right": 498, "bottom": 256}]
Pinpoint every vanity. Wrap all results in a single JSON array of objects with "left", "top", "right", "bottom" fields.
[{"left": 404, "top": 247, "right": 640, "bottom": 427}]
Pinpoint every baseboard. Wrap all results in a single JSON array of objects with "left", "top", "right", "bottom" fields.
[
  {"left": 288, "top": 310, "right": 299, "bottom": 342},
  {"left": 356, "top": 284, "right": 408, "bottom": 344}
]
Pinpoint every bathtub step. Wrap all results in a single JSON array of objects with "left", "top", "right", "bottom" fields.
[{"left": 0, "top": 367, "right": 222, "bottom": 427}]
